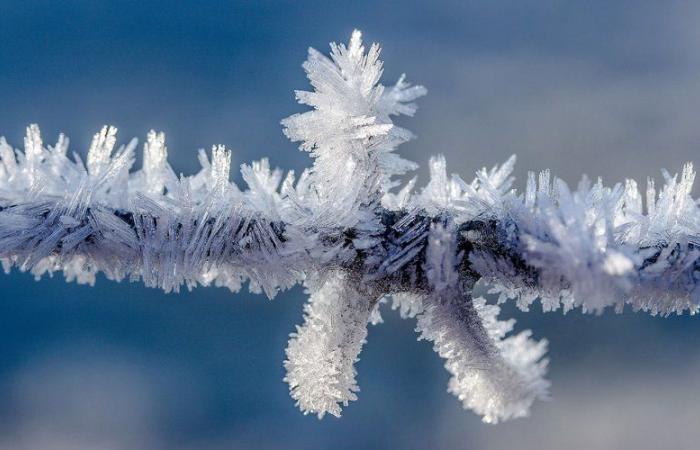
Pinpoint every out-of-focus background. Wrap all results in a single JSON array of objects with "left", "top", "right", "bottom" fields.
[{"left": 1, "top": 1, "right": 700, "bottom": 449}]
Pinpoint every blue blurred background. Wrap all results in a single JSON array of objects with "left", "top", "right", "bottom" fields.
[{"left": 2, "top": 1, "right": 700, "bottom": 448}]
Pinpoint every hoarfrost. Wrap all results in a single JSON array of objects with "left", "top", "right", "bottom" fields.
[{"left": 1, "top": 30, "right": 697, "bottom": 422}]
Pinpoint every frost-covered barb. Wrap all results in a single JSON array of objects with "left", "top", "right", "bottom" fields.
[{"left": 0, "top": 30, "right": 698, "bottom": 423}]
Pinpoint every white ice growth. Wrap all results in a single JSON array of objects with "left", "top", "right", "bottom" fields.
[
  {"left": 470, "top": 161, "right": 700, "bottom": 316},
  {"left": 282, "top": 30, "right": 426, "bottom": 216},
  {"left": 1, "top": 29, "right": 699, "bottom": 423},
  {"left": 417, "top": 221, "right": 549, "bottom": 423},
  {"left": 284, "top": 271, "right": 374, "bottom": 418},
  {"left": 417, "top": 295, "right": 550, "bottom": 423}
]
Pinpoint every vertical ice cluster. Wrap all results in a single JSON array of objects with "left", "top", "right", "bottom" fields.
[
  {"left": 1, "top": 29, "right": 699, "bottom": 423},
  {"left": 279, "top": 30, "right": 429, "bottom": 418}
]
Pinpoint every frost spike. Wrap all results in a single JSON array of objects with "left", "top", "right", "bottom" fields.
[
  {"left": 284, "top": 271, "right": 375, "bottom": 418},
  {"left": 418, "top": 221, "right": 548, "bottom": 423}
]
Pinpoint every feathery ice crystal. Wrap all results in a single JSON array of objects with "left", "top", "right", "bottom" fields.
[{"left": 1, "top": 30, "right": 698, "bottom": 423}]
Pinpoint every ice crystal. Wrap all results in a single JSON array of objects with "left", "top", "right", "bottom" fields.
[{"left": 1, "top": 30, "right": 699, "bottom": 422}]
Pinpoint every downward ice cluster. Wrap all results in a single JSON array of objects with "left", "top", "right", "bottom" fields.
[{"left": 1, "top": 30, "right": 699, "bottom": 423}]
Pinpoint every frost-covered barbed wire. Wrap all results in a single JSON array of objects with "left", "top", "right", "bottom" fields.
[{"left": 0, "top": 30, "right": 698, "bottom": 423}]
